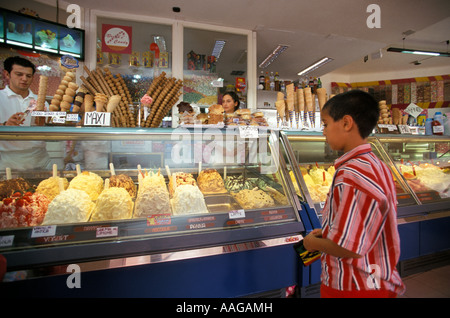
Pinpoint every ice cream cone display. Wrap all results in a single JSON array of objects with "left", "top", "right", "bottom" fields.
[
  {"left": 106, "top": 95, "right": 121, "bottom": 113},
  {"left": 377, "top": 100, "right": 392, "bottom": 125},
  {"left": 304, "top": 87, "right": 314, "bottom": 128},
  {"left": 94, "top": 93, "right": 108, "bottom": 112},
  {"left": 138, "top": 72, "right": 183, "bottom": 128},
  {"left": 73, "top": 88, "right": 86, "bottom": 113},
  {"left": 275, "top": 100, "right": 286, "bottom": 128},
  {"left": 84, "top": 94, "right": 94, "bottom": 112},
  {"left": 36, "top": 75, "right": 48, "bottom": 111},
  {"left": 297, "top": 88, "right": 305, "bottom": 129},
  {"left": 316, "top": 87, "right": 327, "bottom": 111}
]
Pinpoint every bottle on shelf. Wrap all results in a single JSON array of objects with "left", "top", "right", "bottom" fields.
[
  {"left": 258, "top": 71, "right": 265, "bottom": 90},
  {"left": 265, "top": 72, "right": 270, "bottom": 90},
  {"left": 432, "top": 112, "right": 444, "bottom": 135},
  {"left": 274, "top": 72, "right": 280, "bottom": 91},
  {"left": 269, "top": 71, "right": 275, "bottom": 91},
  {"left": 317, "top": 77, "right": 322, "bottom": 88}
]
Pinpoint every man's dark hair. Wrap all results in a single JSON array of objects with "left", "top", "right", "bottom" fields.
[
  {"left": 322, "top": 90, "right": 379, "bottom": 138},
  {"left": 4, "top": 56, "right": 36, "bottom": 74}
]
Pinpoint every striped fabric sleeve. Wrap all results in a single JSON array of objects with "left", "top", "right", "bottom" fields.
[{"left": 326, "top": 175, "right": 388, "bottom": 256}]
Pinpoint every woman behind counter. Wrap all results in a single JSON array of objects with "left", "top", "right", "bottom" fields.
[{"left": 222, "top": 91, "right": 240, "bottom": 114}]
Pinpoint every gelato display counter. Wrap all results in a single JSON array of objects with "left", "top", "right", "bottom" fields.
[
  {"left": 285, "top": 131, "right": 450, "bottom": 275},
  {"left": 0, "top": 126, "right": 314, "bottom": 297}
]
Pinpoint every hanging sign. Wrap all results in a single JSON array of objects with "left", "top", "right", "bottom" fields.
[{"left": 102, "top": 24, "right": 132, "bottom": 54}]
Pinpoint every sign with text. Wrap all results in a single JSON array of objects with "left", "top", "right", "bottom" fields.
[
  {"left": 84, "top": 111, "right": 111, "bottom": 126},
  {"left": 403, "top": 103, "right": 424, "bottom": 118},
  {"left": 102, "top": 24, "right": 132, "bottom": 54}
]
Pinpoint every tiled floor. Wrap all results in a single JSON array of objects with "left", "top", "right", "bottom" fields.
[{"left": 399, "top": 264, "right": 450, "bottom": 298}]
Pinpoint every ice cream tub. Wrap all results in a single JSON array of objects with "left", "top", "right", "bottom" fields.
[{"left": 204, "top": 194, "right": 242, "bottom": 213}]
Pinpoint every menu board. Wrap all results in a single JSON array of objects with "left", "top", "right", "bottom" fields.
[{"left": 0, "top": 8, "right": 85, "bottom": 60}]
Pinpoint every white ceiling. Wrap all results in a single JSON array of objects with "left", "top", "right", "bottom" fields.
[{"left": 41, "top": 0, "right": 450, "bottom": 81}]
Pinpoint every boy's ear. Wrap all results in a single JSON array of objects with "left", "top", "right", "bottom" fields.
[{"left": 342, "top": 115, "right": 354, "bottom": 132}]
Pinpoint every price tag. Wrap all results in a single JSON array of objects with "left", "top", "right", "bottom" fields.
[
  {"left": 31, "top": 111, "right": 67, "bottom": 117},
  {"left": 0, "top": 235, "right": 14, "bottom": 247},
  {"left": 229, "top": 209, "right": 245, "bottom": 219},
  {"left": 84, "top": 111, "right": 111, "bottom": 126},
  {"left": 96, "top": 226, "right": 118, "bottom": 238},
  {"left": 404, "top": 103, "right": 423, "bottom": 118},
  {"left": 66, "top": 113, "right": 79, "bottom": 122},
  {"left": 52, "top": 117, "right": 66, "bottom": 124},
  {"left": 31, "top": 225, "right": 57, "bottom": 238},
  {"left": 398, "top": 125, "right": 411, "bottom": 134},
  {"left": 239, "top": 126, "right": 258, "bottom": 138}
]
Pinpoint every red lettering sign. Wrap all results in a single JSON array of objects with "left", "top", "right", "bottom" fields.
[{"left": 102, "top": 24, "right": 132, "bottom": 54}]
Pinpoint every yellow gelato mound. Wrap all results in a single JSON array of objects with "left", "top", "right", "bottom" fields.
[
  {"left": 171, "top": 184, "right": 208, "bottom": 215},
  {"left": 232, "top": 189, "right": 275, "bottom": 210},
  {"left": 91, "top": 187, "right": 133, "bottom": 221},
  {"left": 309, "top": 167, "right": 333, "bottom": 186},
  {"left": 197, "top": 169, "right": 226, "bottom": 193},
  {"left": 43, "top": 189, "right": 94, "bottom": 224},
  {"left": 36, "top": 176, "right": 69, "bottom": 201},
  {"left": 109, "top": 174, "right": 137, "bottom": 198},
  {"left": 68, "top": 171, "right": 103, "bottom": 201}
]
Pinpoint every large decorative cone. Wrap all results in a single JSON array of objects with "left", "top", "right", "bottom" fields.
[{"left": 106, "top": 95, "right": 121, "bottom": 113}]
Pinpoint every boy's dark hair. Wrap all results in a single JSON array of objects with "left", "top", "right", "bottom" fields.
[
  {"left": 223, "top": 91, "right": 240, "bottom": 111},
  {"left": 322, "top": 90, "right": 379, "bottom": 138},
  {"left": 4, "top": 56, "right": 36, "bottom": 74}
]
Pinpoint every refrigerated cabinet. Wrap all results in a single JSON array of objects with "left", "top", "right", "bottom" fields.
[
  {"left": 284, "top": 132, "right": 450, "bottom": 275},
  {"left": 0, "top": 126, "right": 313, "bottom": 297}
]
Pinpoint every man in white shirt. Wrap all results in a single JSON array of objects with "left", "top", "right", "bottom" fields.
[{"left": 0, "top": 56, "right": 50, "bottom": 170}]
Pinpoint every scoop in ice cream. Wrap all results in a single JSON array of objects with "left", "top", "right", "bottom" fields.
[
  {"left": 91, "top": 187, "right": 133, "bottom": 221},
  {"left": 42, "top": 189, "right": 94, "bottom": 225},
  {"left": 171, "top": 184, "right": 208, "bottom": 215},
  {"left": 0, "top": 191, "right": 50, "bottom": 229},
  {"left": 135, "top": 172, "right": 170, "bottom": 217},
  {"left": 109, "top": 174, "right": 136, "bottom": 198},
  {"left": 36, "top": 176, "right": 69, "bottom": 201},
  {"left": 68, "top": 171, "right": 103, "bottom": 201}
]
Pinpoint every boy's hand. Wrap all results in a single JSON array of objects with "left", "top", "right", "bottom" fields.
[{"left": 304, "top": 228, "right": 322, "bottom": 252}]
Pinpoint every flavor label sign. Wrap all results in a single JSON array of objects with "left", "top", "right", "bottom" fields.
[{"left": 102, "top": 24, "right": 132, "bottom": 54}]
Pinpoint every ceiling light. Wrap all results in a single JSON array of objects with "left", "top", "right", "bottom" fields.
[
  {"left": 297, "top": 57, "right": 333, "bottom": 76},
  {"left": 212, "top": 40, "right": 226, "bottom": 59},
  {"left": 259, "top": 45, "right": 289, "bottom": 68},
  {"left": 387, "top": 47, "right": 450, "bottom": 57}
]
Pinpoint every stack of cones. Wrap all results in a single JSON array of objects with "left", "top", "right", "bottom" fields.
[
  {"left": 94, "top": 93, "right": 108, "bottom": 112},
  {"left": 36, "top": 75, "right": 48, "bottom": 111},
  {"left": 286, "top": 83, "right": 295, "bottom": 128},
  {"left": 141, "top": 72, "right": 183, "bottom": 128},
  {"left": 50, "top": 71, "right": 76, "bottom": 111},
  {"left": 80, "top": 66, "right": 135, "bottom": 127}
]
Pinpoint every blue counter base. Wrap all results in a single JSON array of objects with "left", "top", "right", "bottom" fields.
[{"left": 1, "top": 244, "right": 301, "bottom": 298}]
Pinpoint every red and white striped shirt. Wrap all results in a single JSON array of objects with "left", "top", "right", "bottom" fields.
[{"left": 321, "top": 144, "right": 405, "bottom": 295}]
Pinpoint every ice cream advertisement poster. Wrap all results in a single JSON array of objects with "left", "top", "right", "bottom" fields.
[{"left": 102, "top": 24, "right": 132, "bottom": 54}]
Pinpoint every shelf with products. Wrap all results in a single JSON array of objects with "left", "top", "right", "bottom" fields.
[
  {"left": 283, "top": 132, "right": 450, "bottom": 220},
  {"left": 0, "top": 126, "right": 307, "bottom": 277}
]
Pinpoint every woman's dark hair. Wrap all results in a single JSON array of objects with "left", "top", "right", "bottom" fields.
[
  {"left": 4, "top": 56, "right": 36, "bottom": 74},
  {"left": 322, "top": 90, "right": 379, "bottom": 139},
  {"left": 223, "top": 91, "right": 240, "bottom": 111}
]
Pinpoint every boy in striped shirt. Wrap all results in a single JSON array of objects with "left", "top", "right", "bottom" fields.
[{"left": 303, "top": 90, "right": 405, "bottom": 297}]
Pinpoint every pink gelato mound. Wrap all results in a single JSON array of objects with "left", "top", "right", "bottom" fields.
[{"left": 0, "top": 191, "right": 51, "bottom": 229}]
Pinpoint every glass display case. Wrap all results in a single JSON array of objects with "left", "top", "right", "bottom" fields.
[
  {"left": 0, "top": 126, "right": 306, "bottom": 277},
  {"left": 284, "top": 132, "right": 450, "bottom": 220},
  {"left": 377, "top": 135, "right": 450, "bottom": 210}
]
